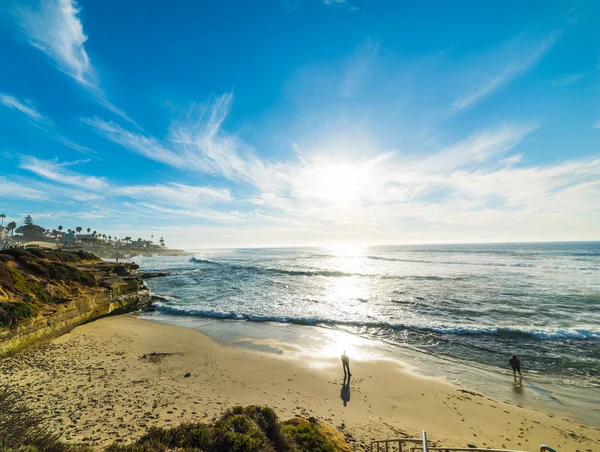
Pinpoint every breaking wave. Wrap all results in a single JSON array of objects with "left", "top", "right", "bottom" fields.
[{"left": 153, "top": 303, "right": 600, "bottom": 340}]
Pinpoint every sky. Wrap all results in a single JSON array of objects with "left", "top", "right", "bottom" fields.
[{"left": 0, "top": 0, "right": 599, "bottom": 249}]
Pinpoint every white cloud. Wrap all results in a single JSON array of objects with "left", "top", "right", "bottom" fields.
[
  {"left": 281, "top": 0, "right": 359, "bottom": 12},
  {"left": 19, "top": 156, "right": 108, "bottom": 190},
  {"left": 82, "top": 116, "right": 183, "bottom": 165},
  {"left": 551, "top": 73, "right": 586, "bottom": 86},
  {"left": 84, "top": 94, "right": 285, "bottom": 192},
  {"left": 78, "top": 87, "right": 600, "bottom": 245},
  {"left": 452, "top": 33, "right": 559, "bottom": 112},
  {"left": 1, "top": 91, "right": 93, "bottom": 154},
  {"left": 16, "top": 0, "right": 92, "bottom": 85},
  {"left": 0, "top": 176, "right": 48, "bottom": 200},
  {"left": 132, "top": 203, "right": 244, "bottom": 223},
  {"left": 339, "top": 39, "right": 379, "bottom": 97},
  {"left": 500, "top": 154, "right": 524, "bottom": 165},
  {"left": 15, "top": 0, "right": 133, "bottom": 124},
  {"left": 0, "top": 92, "right": 50, "bottom": 123},
  {"left": 418, "top": 123, "right": 537, "bottom": 172},
  {"left": 116, "top": 183, "right": 232, "bottom": 208},
  {"left": 323, "top": 0, "right": 359, "bottom": 12}
]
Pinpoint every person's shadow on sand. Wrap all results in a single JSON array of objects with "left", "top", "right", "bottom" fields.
[{"left": 341, "top": 375, "right": 351, "bottom": 407}]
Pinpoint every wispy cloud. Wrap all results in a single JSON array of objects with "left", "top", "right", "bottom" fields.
[
  {"left": 0, "top": 92, "right": 50, "bottom": 123},
  {"left": 452, "top": 33, "right": 559, "bottom": 112},
  {"left": 83, "top": 93, "right": 283, "bottom": 191},
  {"left": 14, "top": 0, "right": 134, "bottom": 124},
  {"left": 1, "top": 91, "right": 93, "bottom": 154},
  {"left": 116, "top": 183, "right": 232, "bottom": 208},
  {"left": 419, "top": 123, "right": 537, "bottom": 172},
  {"left": 280, "top": 0, "right": 358, "bottom": 13},
  {"left": 323, "top": 0, "right": 359, "bottom": 12},
  {"left": 82, "top": 116, "right": 181, "bottom": 164},
  {"left": 0, "top": 176, "right": 48, "bottom": 200},
  {"left": 19, "top": 156, "right": 107, "bottom": 189},
  {"left": 593, "top": 119, "right": 600, "bottom": 129},
  {"left": 339, "top": 39, "right": 379, "bottom": 97},
  {"left": 551, "top": 73, "right": 586, "bottom": 86},
  {"left": 128, "top": 202, "right": 245, "bottom": 223}
]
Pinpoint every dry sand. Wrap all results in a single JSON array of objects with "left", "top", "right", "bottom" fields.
[{"left": 1, "top": 315, "right": 598, "bottom": 451}]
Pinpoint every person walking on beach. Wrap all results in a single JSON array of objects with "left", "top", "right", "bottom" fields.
[
  {"left": 509, "top": 354, "right": 522, "bottom": 379},
  {"left": 341, "top": 351, "right": 351, "bottom": 378}
]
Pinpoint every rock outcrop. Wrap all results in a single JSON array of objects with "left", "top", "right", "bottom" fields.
[{"left": 0, "top": 249, "right": 150, "bottom": 356}]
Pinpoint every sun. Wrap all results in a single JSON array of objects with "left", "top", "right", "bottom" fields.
[{"left": 322, "top": 164, "right": 363, "bottom": 204}]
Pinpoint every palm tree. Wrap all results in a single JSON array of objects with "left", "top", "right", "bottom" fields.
[
  {"left": 159, "top": 237, "right": 165, "bottom": 247},
  {"left": 58, "top": 225, "right": 63, "bottom": 232},
  {"left": 0, "top": 214, "right": 5, "bottom": 227},
  {"left": 75, "top": 227, "right": 82, "bottom": 234},
  {"left": 87, "top": 228, "right": 91, "bottom": 233},
  {"left": 7, "top": 221, "right": 16, "bottom": 238},
  {"left": 93, "top": 230, "right": 97, "bottom": 236}
]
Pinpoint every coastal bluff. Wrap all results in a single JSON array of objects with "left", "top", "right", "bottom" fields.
[{"left": 0, "top": 248, "right": 150, "bottom": 356}]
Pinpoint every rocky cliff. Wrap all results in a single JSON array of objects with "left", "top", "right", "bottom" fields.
[{"left": 0, "top": 248, "right": 150, "bottom": 355}]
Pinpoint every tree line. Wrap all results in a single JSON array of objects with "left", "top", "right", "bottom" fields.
[{"left": 0, "top": 214, "right": 165, "bottom": 248}]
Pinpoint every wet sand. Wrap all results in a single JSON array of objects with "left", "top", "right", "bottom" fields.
[{"left": 1, "top": 315, "right": 598, "bottom": 451}]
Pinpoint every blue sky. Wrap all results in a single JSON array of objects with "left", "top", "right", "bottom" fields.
[{"left": 0, "top": 0, "right": 599, "bottom": 248}]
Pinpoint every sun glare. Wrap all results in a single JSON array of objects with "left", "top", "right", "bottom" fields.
[{"left": 323, "top": 164, "right": 363, "bottom": 204}]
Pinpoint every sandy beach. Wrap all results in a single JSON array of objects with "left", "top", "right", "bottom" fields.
[{"left": 1, "top": 315, "right": 598, "bottom": 451}]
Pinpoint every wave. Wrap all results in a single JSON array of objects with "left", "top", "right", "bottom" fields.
[
  {"left": 190, "top": 257, "right": 220, "bottom": 264},
  {"left": 152, "top": 303, "right": 600, "bottom": 340},
  {"left": 191, "top": 257, "right": 358, "bottom": 277},
  {"left": 366, "top": 255, "right": 599, "bottom": 271},
  {"left": 189, "top": 257, "right": 482, "bottom": 280}
]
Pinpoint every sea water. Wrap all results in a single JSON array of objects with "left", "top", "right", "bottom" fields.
[{"left": 136, "top": 242, "right": 600, "bottom": 419}]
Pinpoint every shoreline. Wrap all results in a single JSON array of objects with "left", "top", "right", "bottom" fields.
[
  {"left": 1, "top": 314, "right": 598, "bottom": 451},
  {"left": 138, "top": 312, "right": 600, "bottom": 427}
]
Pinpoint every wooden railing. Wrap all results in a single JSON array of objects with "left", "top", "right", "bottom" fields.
[
  {"left": 370, "top": 437, "right": 423, "bottom": 451},
  {"left": 411, "top": 448, "right": 528, "bottom": 452},
  {"left": 371, "top": 431, "right": 557, "bottom": 452}
]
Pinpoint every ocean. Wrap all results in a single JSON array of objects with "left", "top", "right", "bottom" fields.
[{"left": 137, "top": 242, "right": 600, "bottom": 418}]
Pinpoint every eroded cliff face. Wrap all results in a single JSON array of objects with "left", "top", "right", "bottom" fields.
[{"left": 0, "top": 249, "right": 149, "bottom": 355}]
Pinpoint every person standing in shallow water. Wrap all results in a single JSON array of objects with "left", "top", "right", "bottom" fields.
[
  {"left": 509, "top": 354, "right": 522, "bottom": 379},
  {"left": 341, "top": 351, "right": 351, "bottom": 378}
]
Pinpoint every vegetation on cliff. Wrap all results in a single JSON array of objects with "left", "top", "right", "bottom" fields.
[
  {"left": 0, "top": 249, "right": 120, "bottom": 329},
  {"left": 0, "top": 385, "right": 347, "bottom": 452}
]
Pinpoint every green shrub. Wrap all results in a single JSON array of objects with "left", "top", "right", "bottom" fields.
[
  {"left": 212, "top": 413, "right": 273, "bottom": 452},
  {"left": 105, "top": 405, "right": 339, "bottom": 451},
  {"left": 0, "top": 302, "right": 39, "bottom": 328},
  {"left": 281, "top": 421, "right": 335, "bottom": 452},
  {"left": 137, "top": 423, "right": 210, "bottom": 449},
  {"left": 27, "top": 249, "right": 49, "bottom": 259},
  {"left": 3, "top": 265, "right": 52, "bottom": 304}
]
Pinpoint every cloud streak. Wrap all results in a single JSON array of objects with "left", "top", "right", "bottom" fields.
[
  {"left": 116, "top": 184, "right": 232, "bottom": 208},
  {"left": 19, "top": 156, "right": 108, "bottom": 189},
  {"left": 452, "top": 33, "right": 559, "bottom": 112},
  {"left": 14, "top": 0, "right": 134, "bottom": 124},
  {"left": 0, "top": 92, "right": 50, "bottom": 123},
  {"left": 83, "top": 93, "right": 284, "bottom": 192},
  {"left": 0, "top": 91, "right": 93, "bottom": 154}
]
